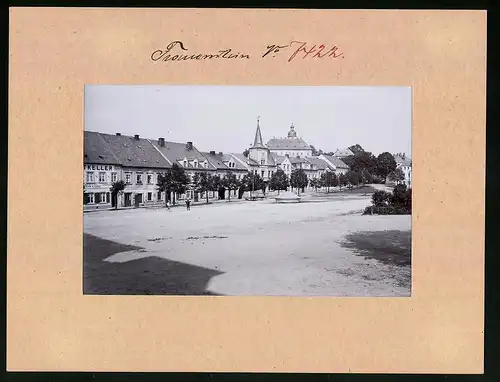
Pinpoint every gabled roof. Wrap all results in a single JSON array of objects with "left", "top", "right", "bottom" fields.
[
  {"left": 334, "top": 148, "right": 354, "bottom": 157},
  {"left": 321, "top": 154, "right": 349, "bottom": 169},
  {"left": 201, "top": 152, "right": 229, "bottom": 170},
  {"left": 270, "top": 153, "right": 287, "bottom": 165},
  {"left": 151, "top": 140, "right": 214, "bottom": 170},
  {"left": 84, "top": 131, "right": 121, "bottom": 165},
  {"left": 230, "top": 153, "right": 259, "bottom": 166},
  {"left": 394, "top": 154, "right": 412, "bottom": 167},
  {"left": 222, "top": 154, "right": 248, "bottom": 171},
  {"left": 306, "top": 156, "right": 331, "bottom": 170},
  {"left": 95, "top": 132, "right": 171, "bottom": 168},
  {"left": 266, "top": 137, "right": 311, "bottom": 150}
]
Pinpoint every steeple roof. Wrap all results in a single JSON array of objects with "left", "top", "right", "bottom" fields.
[
  {"left": 287, "top": 123, "right": 297, "bottom": 138},
  {"left": 252, "top": 116, "right": 266, "bottom": 148}
]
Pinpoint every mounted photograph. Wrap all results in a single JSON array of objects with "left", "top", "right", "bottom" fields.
[{"left": 83, "top": 85, "right": 412, "bottom": 296}]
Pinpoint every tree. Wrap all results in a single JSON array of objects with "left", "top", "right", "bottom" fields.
[
  {"left": 320, "top": 171, "right": 337, "bottom": 193},
  {"left": 192, "top": 172, "right": 213, "bottom": 204},
  {"left": 348, "top": 152, "right": 378, "bottom": 175},
  {"left": 242, "top": 149, "right": 249, "bottom": 157},
  {"left": 388, "top": 167, "right": 405, "bottom": 184},
  {"left": 309, "top": 178, "right": 321, "bottom": 192},
  {"left": 348, "top": 144, "right": 365, "bottom": 155},
  {"left": 391, "top": 183, "right": 408, "bottom": 206},
  {"left": 331, "top": 172, "right": 339, "bottom": 188},
  {"left": 338, "top": 173, "right": 348, "bottom": 190},
  {"left": 211, "top": 175, "right": 222, "bottom": 199},
  {"left": 222, "top": 171, "right": 239, "bottom": 201},
  {"left": 269, "top": 169, "right": 289, "bottom": 194},
  {"left": 110, "top": 180, "right": 126, "bottom": 209},
  {"left": 290, "top": 169, "right": 308, "bottom": 195},
  {"left": 359, "top": 169, "right": 373, "bottom": 184},
  {"left": 242, "top": 172, "right": 264, "bottom": 196},
  {"left": 376, "top": 152, "right": 397, "bottom": 180},
  {"left": 157, "top": 164, "right": 190, "bottom": 205},
  {"left": 346, "top": 170, "right": 361, "bottom": 188},
  {"left": 310, "top": 145, "right": 322, "bottom": 156}
]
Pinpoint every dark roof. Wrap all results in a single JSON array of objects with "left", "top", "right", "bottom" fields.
[
  {"left": 266, "top": 137, "right": 311, "bottom": 150},
  {"left": 289, "top": 156, "right": 308, "bottom": 164},
  {"left": 151, "top": 140, "right": 214, "bottom": 170},
  {"left": 201, "top": 152, "right": 229, "bottom": 170},
  {"left": 86, "top": 132, "right": 170, "bottom": 168},
  {"left": 84, "top": 131, "right": 121, "bottom": 165}
]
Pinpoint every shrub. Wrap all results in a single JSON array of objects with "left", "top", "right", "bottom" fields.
[
  {"left": 366, "top": 185, "right": 412, "bottom": 215},
  {"left": 372, "top": 190, "right": 392, "bottom": 207}
]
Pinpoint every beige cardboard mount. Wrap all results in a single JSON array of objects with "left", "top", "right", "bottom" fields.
[{"left": 8, "top": 8, "right": 486, "bottom": 373}]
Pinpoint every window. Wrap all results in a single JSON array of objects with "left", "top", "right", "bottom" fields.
[
  {"left": 99, "top": 172, "right": 106, "bottom": 182},
  {"left": 88, "top": 193, "right": 95, "bottom": 204},
  {"left": 147, "top": 192, "right": 152, "bottom": 201},
  {"left": 125, "top": 173, "right": 131, "bottom": 184},
  {"left": 147, "top": 174, "right": 153, "bottom": 184},
  {"left": 183, "top": 160, "right": 188, "bottom": 167},
  {"left": 260, "top": 160, "right": 265, "bottom": 165},
  {"left": 86, "top": 172, "right": 95, "bottom": 183},
  {"left": 111, "top": 172, "right": 118, "bottom": 182},
  {"left": 261, "top": 170, "right": 264, "bottom": 178},
  {"left": 157, "top": 191, "right": 162, "bottom": 200},
  {"left": 136, "top": 173, "right": 143, "bottom": 184}
]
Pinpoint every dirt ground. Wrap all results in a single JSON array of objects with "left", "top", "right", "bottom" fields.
[{"left": 84, "top": 192, "right": 411, "bottom": 296}]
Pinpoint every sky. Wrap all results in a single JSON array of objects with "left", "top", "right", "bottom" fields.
[{"left": 84, "top": 85, "right": 412, "bottom": 157}]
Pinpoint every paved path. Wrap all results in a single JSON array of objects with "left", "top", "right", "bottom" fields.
[{"left": 84, "top": 194, "right": 411, "bottom": 296}]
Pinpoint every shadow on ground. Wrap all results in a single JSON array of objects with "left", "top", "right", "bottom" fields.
[
  {"left": 340, "top": 230, "right": 412, "bottom": 267},
  {"left": 83, "top": 233, "right": 223, "bottom": 295}
]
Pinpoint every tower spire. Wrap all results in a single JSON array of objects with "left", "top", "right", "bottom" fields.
[{"left": 252, "top": 116, "right": 264, "bottom": 148}]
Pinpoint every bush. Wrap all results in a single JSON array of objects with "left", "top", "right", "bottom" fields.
[
  {"left": 365, "top": 185, "right": 412, "bottom": 215},
  {"left": 372, "top": 190, "right": 392, "bottom": 207}
]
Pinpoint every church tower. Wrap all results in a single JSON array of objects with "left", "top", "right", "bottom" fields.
[
  {"left": 249, "top": 117, "right": 269, "bottom": 165},
  {"left": 287, "top": 123, "right": 297, "bottom": 138}
]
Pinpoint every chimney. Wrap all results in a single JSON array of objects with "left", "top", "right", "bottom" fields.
[
  {"left": 116, "top": 133, "right": 121, "bottom": 136},
  {"left": 210, "top": 150, "right": 216, "bottom": 155},
  {"left": 186, "top": 141, "right": 193, "bottom": 150},
  {"left": 158, "top": 137, "right": 165, "bottom": 147},
  {"left": 134, "top": 134, "right": 140, "bottom": 140},
  {"left": 218, "top": 152, "right": 223, "bottom": 155}
]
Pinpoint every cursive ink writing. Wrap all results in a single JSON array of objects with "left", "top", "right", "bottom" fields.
[
  {"left": 151, "top": 41, "right": 250, "bottom": 62},
  {"left": 261, "top": 41, "right": 344, "bottom": 62},
  {"left": 288, "top": 41, "right": 344, "bottom": 62},
  {"left": 262, "top": 44, "right": 290, "bottom": 58}
]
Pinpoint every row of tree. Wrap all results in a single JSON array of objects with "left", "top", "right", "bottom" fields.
[
  {"left": 311, "top": 144, "right": 406, "bottom": 184},
  {"left": 106, "top": 156, "right": 405, "bottom": 209}
]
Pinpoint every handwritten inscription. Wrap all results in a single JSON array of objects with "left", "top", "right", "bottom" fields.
[
  {"left": 263, "top": 41, "right": 344, "bottom": 61},
  {"left": 151, "top": 41, "right": 250, "bottom": 62},
  {"left": 150, "top": 41, "right": 344, "bottom": 63}
]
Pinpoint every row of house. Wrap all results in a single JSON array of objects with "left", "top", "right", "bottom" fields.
[
  {"left": 83, "top": 120, "right": 352, "bottom": 209},
  {"left": 83, "top": 118, "right": 410, "bottom": 209}
]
